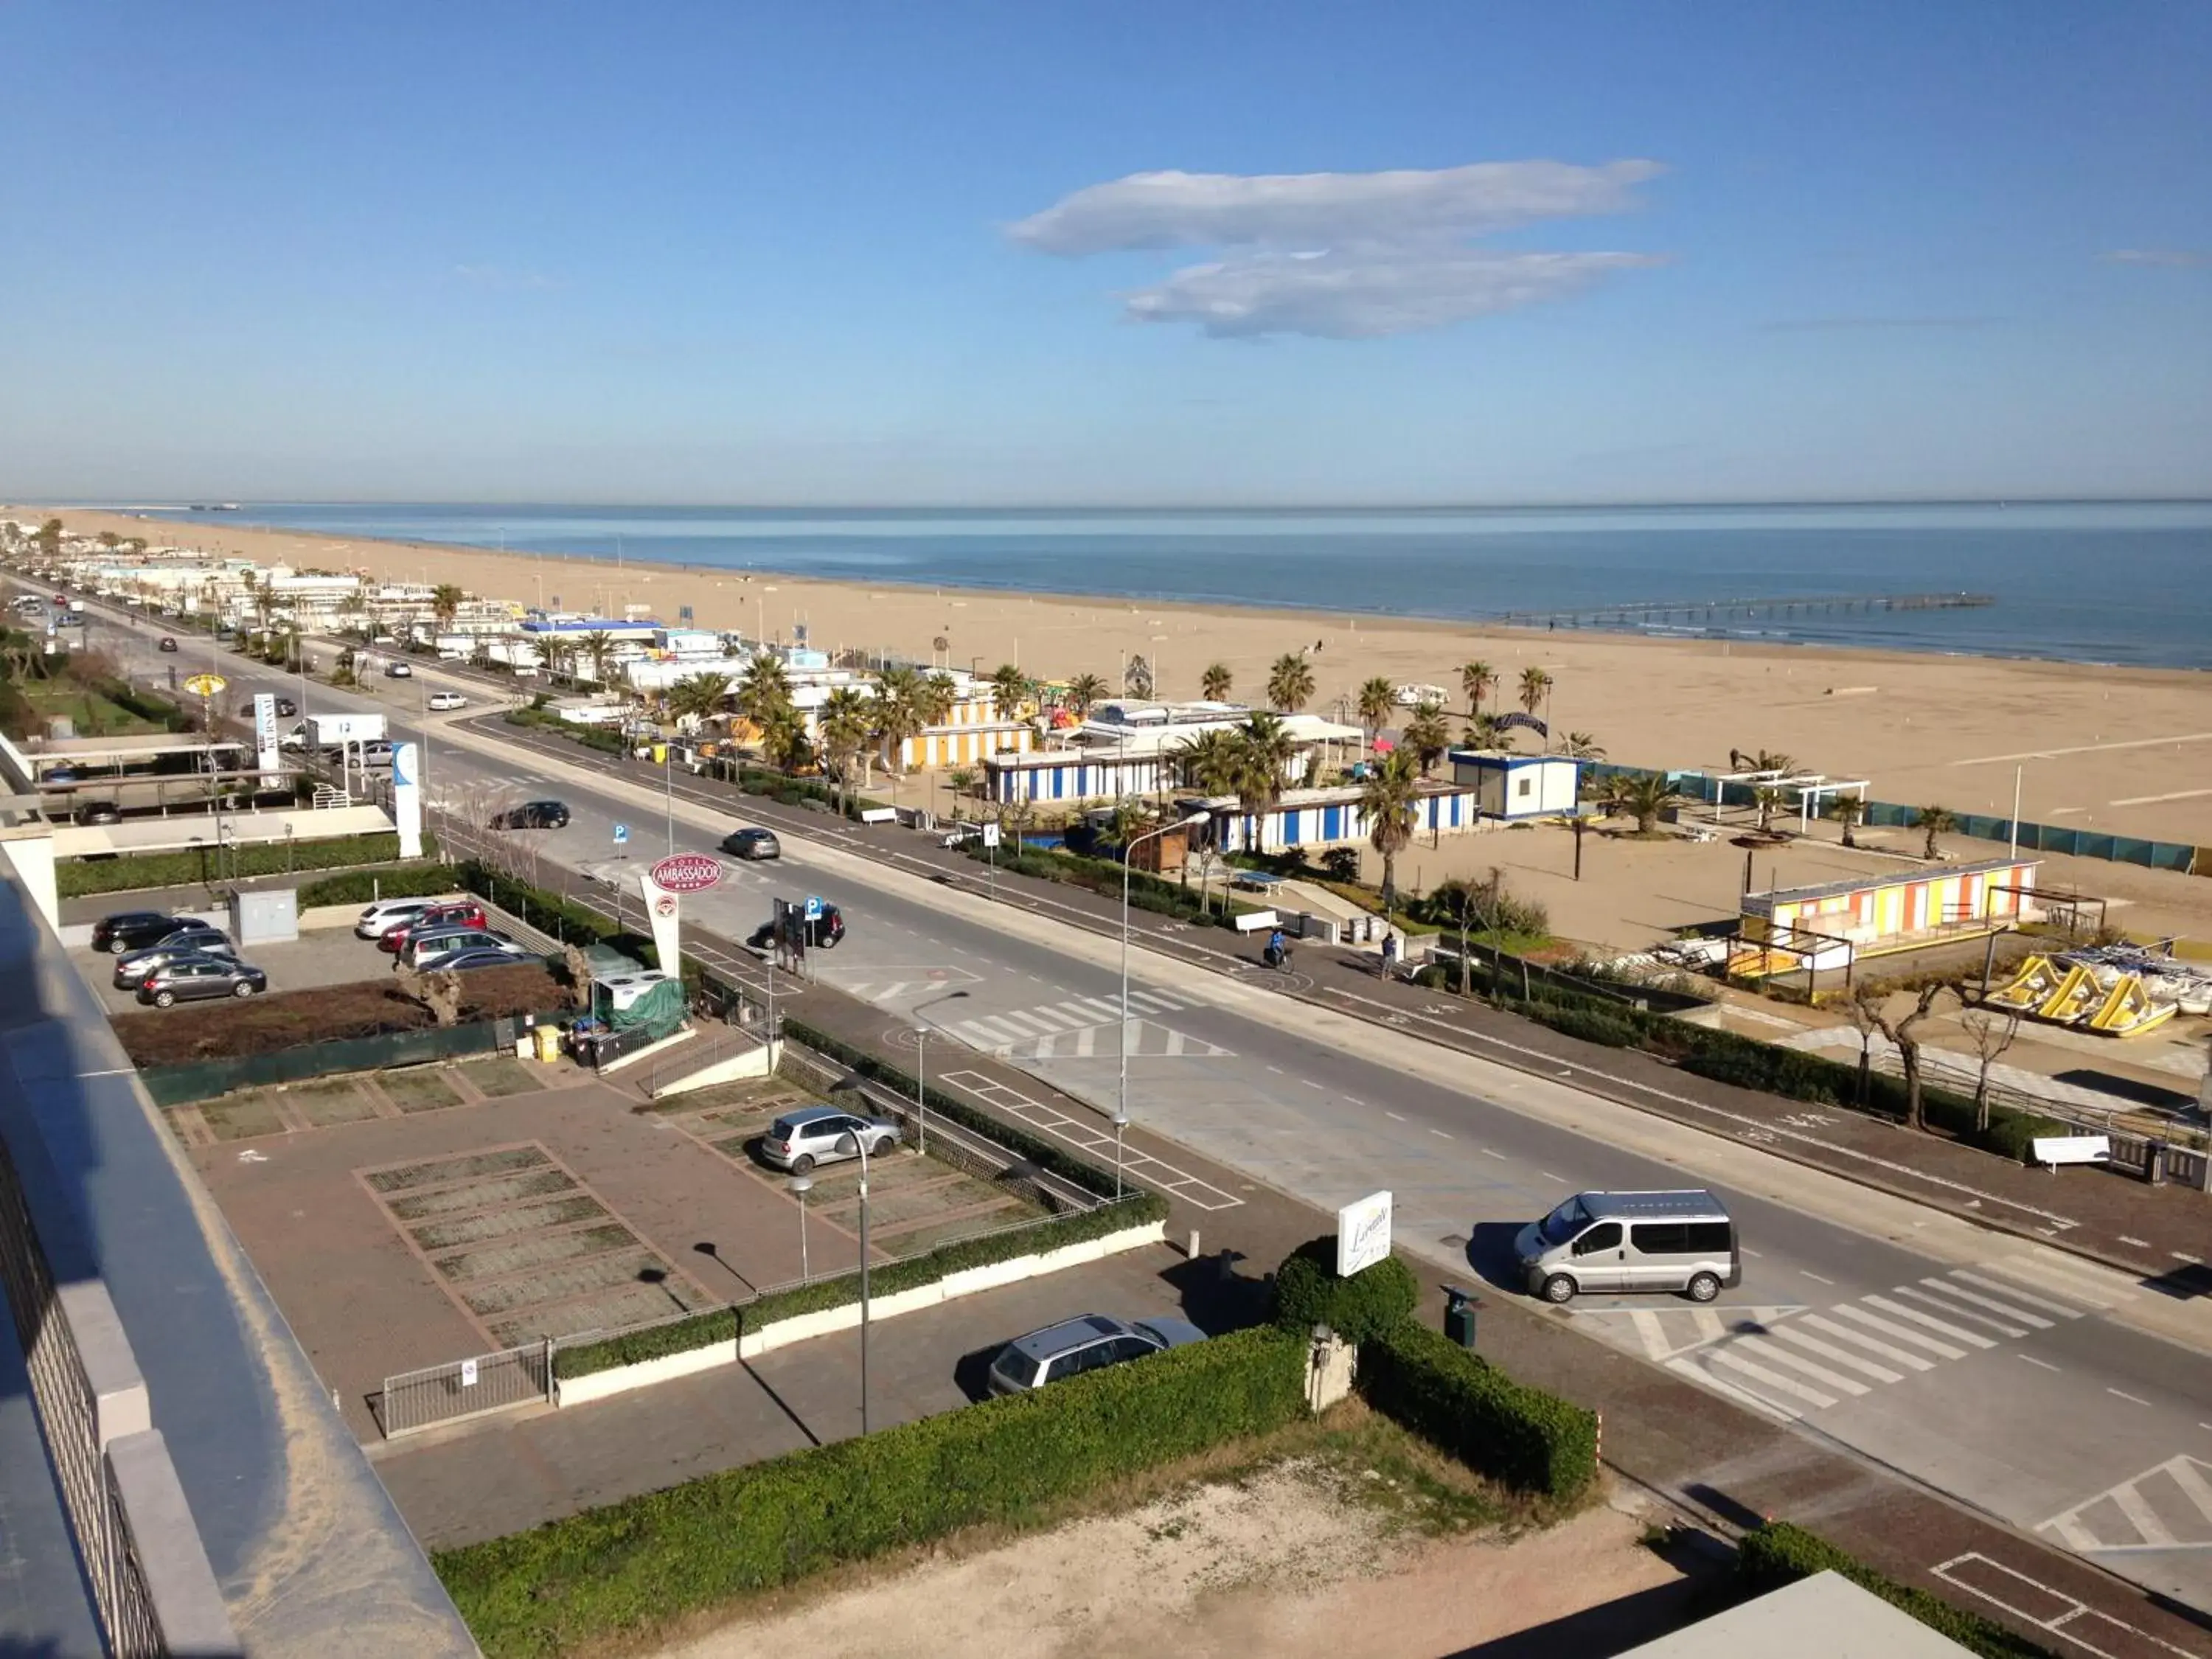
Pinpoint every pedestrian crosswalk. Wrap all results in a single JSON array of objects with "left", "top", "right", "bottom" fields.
[
  {"left": 1582, "top": 1251, "right": 2131, "bottom": 1425},
  {"left": 2042, "top": 1456, "right": 2212, "bottom": 1555},
  {"left": 938, "top": 990, "right": 1232, "bottom": 1061}
]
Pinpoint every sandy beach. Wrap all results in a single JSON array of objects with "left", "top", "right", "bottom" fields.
[{"left": 17, "top": 504, "right": 2212, "bottom": 847}]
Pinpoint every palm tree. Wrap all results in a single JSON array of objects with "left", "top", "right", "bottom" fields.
[
  {"left": 430, "top": 583, "right": 465, "bottom": 630},
  {"left": 1917, "top": 804, "right": 1958, "bottom": 861},
  {"left": 1200, "top": 662, "right": 1233, "bottom": 703},
  {"left": 580, "top": 631, "right": 618, "bottom": 689},
  {"left": 542, "top": 638, "right": 577, "bottom": 687},
  {"left": 874, "top": 664, "right": 927, "bottom": 776},
  {"left": 1105, "top": 798, "right": 1155, "bottom": 852},
  {"left": 1466, "top": 710, "right": 1513, "bottom": 752},
  {"left": 735, "top": 654, "right": 793, "bottom": 728},
  {"left": 988, "top": 662, "right": 1031, "bottom": 722},
  {"left": 1122, "top": 654, "right": 1154, "bottom": 699},
  {"left": 1176, "top": 728, "right": 1243, "bottom": 796},
  {"left": 338, "top": 589, "right": 368, "bottom": 637},
  {"left": 1600, "top": 772, "right": 1683, "bottom": 835},
  {"left": 1459, "top": 660, "right": 1497, "bottom": 720},
  {"left": 817, "top": 686, "right": 873, "bottom": 815},
  {"left": 1266, "top": 652, "right": 1315, "bottom": 714},
  {"left": 921, "top": 671, "right": 959, "bottom": 727},
  {"left": 1517, "top": 666, "right": 1552, "bottom": 718},
  {"left": 1360, "top": 748, "right": 1422, "bottom": 919},
  {"left": 1401, "top": 701, "right": 1451, "bottom": 776},
  {"left": 757, "top": 703, "right": 810, "bottom": 773},
  {"left": 1829, "top": 792, "right": 1866, "bottom": 848},
  {"left": 1560, "top": 731, "right": 1605, "bottom": 760},
  {"left": 1228, "top": 713, "right": 1296, "bottom": 850},
  {"left": 1065, "top": 672, "right": 1107, "bottom": 718},
  {"left": 666, "top": 671, "right": 730, "bottom": 728},
  {"left": 1753, "top": 782, "right": 1792, "bottom": 834},
  {"left": 1356, "top": 676, "right": 1395, "bottom": 754}
]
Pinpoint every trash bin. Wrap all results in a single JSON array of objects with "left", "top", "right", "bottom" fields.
[
  {"left": 1443, "top": 1285, "right": 1481, "bottom": 1350},
  {"left": 534, "top": 1022, "right": 562, "bottom": 1063}
]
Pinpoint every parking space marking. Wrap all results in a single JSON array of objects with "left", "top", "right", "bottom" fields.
[{"left": 935, "top": 1069, "right": 1242, "bottom": 1211}]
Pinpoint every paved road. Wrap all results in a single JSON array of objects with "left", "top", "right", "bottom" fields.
[{"left": 69, "top": 605, "right": 2212, "bottom": 1621}]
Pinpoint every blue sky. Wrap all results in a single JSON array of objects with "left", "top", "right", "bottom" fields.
[{"left": 2, "top": 1, "right": 2207, "bottom": 504}]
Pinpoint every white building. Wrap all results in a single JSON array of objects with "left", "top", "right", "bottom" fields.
[{"left": 1448, "top": 750, "right": 1583, "bottom": 819}]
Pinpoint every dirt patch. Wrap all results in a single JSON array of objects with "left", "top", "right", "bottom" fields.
[
  {"left": 110, "top": 964, "right": 562, "bottom": 1065},
  {"left": 383, "top": 1068, "right": 464, "bottom": 1113},
  {"left": 461, "top": 1056, "right": 542, "bottom": 1098},
  {"left": 292, "top": 1078, "right": 380, "bottom": 1127},
  {"left": 655, "top": 1460, "right": 1692, "bottom": 1659},
  {"left": 198, "top": 1092, "right": 288, "bottom": 1142}
]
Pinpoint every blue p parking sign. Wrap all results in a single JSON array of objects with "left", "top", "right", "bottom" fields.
[{"left": 613, "top": 824, "right": 630, "bottom": 846}]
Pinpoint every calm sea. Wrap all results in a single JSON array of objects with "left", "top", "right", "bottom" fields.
[{"left": 134, "top": 501, "right": 2211, "bottom": 670}]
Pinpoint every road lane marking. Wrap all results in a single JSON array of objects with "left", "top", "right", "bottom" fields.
[
  {"left": 1830, "top": 1304, "right": 1967, "bottom": 1360},
  {"left": 1430, "top": 1128, "right": 1452, "bottom": 1140},
  {"left": 1538, "top": 1170, "right": 1566, "bottom": 1183},
  {"left": 1481, "top": 1148, "right": 1506, "bottom": 1160},
  {"left": 2107, "top": 1388, "right": 2151, "bottom": 1407},
  {"left": 1385, "top": 1111, "right": 1405, "bottom": 1122},
  {"left": 2016, "top": 1354, "right": 2061, "bottom": 1373},
  {"left": 1862, "top": 1294, "right": 1994, "bottom": 1349},
  {"left": 1799, "top": 1270, "right": 1834, "bottom": 1285}
]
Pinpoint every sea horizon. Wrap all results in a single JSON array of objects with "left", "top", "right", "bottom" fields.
[{"left": 89, "top": 498, "right": 2212, "bottom": 672}]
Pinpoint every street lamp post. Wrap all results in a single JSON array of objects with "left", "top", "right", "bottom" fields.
[
  {"left": 911, "top": 988, "right": 970, "bottom": 1155},
  {"left": 832, "top": 1121, "right": 875, "bottom": 1435},
  {"left": 1112, "top": 1107, "right": 1129, "bottom": 1200},
  {"left": 1118, "top": 810, "right": 1213, "bottom": 1141},
  {"left": 789, "top": 1171, "right": 813, "bottom": 1283}
]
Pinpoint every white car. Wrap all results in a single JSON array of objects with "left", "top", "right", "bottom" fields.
[
  {"left": 384, "top": 660, "right": 414, "bottom": 678},
  {"left": 355, "top": 896, "right": 462, "bottom": 940},
  {"left": 428, "top": 690, "right": 468, "bottom": 711}
]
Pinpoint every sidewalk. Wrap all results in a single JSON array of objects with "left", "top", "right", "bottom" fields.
[{"left": 481, "top": 717, "right": 2212, "bottom": 1289}]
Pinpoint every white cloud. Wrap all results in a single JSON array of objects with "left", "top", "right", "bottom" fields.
[
  {"left": 1125, "top": 248, "right": 1665, "bottom": 340},
  {"left": 1010, "top": 159, "right": 1663, "bottom": 338},
  {"left": 2101, "top": 248, "right": 2208, "bottom": 268},
  {"left": 1009, "top": 160, "right": 1662, "bottom": 254}
]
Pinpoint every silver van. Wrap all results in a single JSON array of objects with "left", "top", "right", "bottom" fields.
[{"left": 1514, "top": 1190, "right": 1740, "bottom": 1305}]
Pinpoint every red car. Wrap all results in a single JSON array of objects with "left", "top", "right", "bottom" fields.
[{"left": 380, "top": 901, "right": 488, "bottom": 953}]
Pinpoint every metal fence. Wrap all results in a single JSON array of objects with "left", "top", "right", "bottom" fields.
[
  {"left": 138, "top": 1012, "right": 553, "bottom": 1107},
  {"left": 379, "top": 1339, "right": 554, "bottom": 1439}
]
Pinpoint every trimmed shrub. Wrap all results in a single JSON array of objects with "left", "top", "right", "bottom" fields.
[
  {"left": 1523, "top": 1001, "right": 1641, "bottom": 1049},
  {"left": 438, "top": 1326, "right": 1307, "bottom": 1656},
  {"left": 554, "top": 1192, "right": 1164, "bottom": 1379},
  {"left": 1272, "top": 1237, "right": 1419, "bottom": 1343},
  {"left": 1738, "top": 1523, "right": 2057, "bottom": 1659},
  {"left": 297, "top": 861, "right": 459, "bottom": 908},
  {"left": 55, "top": 832, "right": 435, "bottom": 897},
  {"left": 1360, "top": 1319, "right": 1598, "bottom": 1501}
]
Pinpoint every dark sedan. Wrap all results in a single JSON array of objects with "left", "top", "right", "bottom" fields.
[
  {"left": 721, "top": 827, "right": 782, "bottom": 861},
  {"left": 92, "top": 911, "right": 196, "bottom": 954},
  {"left": 491, "top": 800, "right": 571, "bottom": 830},
  {"left": 138, "top": 959, "right": 266, "bottom": 1006},
  {"left": 747, "top": 902, "right": 844, "bottom": 952},
  {"left": 114, "top": 937, "right": 237, "bottom": 988}
]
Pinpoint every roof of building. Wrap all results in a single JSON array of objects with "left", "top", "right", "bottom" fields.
[
  {"left": 1617, "top": 1571, "right": 1972, "bottom": 1658},
  {"left": 1451, "top": 748, "right": 1584, "bottom": 768},
  {"left": 1747, "top": 855, "right": 2038, "bottom": 908}
]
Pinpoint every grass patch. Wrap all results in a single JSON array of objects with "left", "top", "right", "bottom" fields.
[
  {"left": 411, "top": 1195, "right": 608, "bottom": 1251},
  {"left": 198, "top": 1092, "right": 288, "bottom": 1141},
  {"left": 1305, "top": 1399, "right": 1520, "bottom": 1540},
  {"left": 461, "top": 1057, "right": 541, "bottom": 1099},
  {"left": 383, "top": 1068, "right": 464, "bottom": 1113},
  {"left": 291, "top": 1078, "right": 379, "bottom": 1127},
  {"left": 366, "top": 1146, "right": 549, "bottom": 1194}
]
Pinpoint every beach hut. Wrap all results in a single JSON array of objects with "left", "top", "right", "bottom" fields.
[{"left": 1448, "top": 751, "right": 1583, "bottom": 820}]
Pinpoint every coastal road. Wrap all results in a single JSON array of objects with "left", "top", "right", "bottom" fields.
[{"left": 63, "top": 602, "right": 2212, "bottom": 1621}]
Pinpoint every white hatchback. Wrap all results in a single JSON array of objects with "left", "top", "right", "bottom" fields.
[{"left": 428, "top": 691, "right": 468, "bottom": 711}]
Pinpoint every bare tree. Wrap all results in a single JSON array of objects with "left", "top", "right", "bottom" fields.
[
  {"left": 1838, "top": 983, "right": 1885, "bottom": 1110},
  {"left": 1869, "top": 980, "right": 1952, "bottom": 1132},
  {"left": 1959, "top": 1006, "right": 2021, "bottom": 1133},
  {"left": 394, "top": 964, "right": 464, "bottom": 1027}
]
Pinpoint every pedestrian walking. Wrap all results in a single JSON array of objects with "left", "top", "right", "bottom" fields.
[{"left": 1380, "top": 932, "right": 1398, "bottom": 979}]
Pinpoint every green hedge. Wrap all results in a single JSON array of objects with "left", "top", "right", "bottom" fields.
[
  {"left": 1273, "top": 1238, "right": 1419, "bottom": 1343},
  {"left": 439, "top": 1326, "right": 1307, "bottom": 1656},
  {"left": 1738, "top": 1523, "right": 2057, "bottom": 1659},
  {"left": 782, "top": 1018, "right": 1133, "bottom": 1201},
  {"left": 297, "top": 861, "right": 461, "bottom": 907},
  {"left": 503, "top": 704, "right": 628, "bottom": 754},
  {"left": 1360, "top": 1319, "right": 1598, "bottom": 1501},
  {"left": 56, "top": 832, "right": 436, "bottom": 897},
  {"left": 961, "top": 840, "right": 1256, "bottom": 931},
  {"left": 554, "top": 1192, "right": 1164, "bottom": 1380},
  {"left": 456, "top": 861, "right": 659, "bottom": 962}
]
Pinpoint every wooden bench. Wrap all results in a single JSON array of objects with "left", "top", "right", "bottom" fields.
[{"left": 2031, "top": 1134, "right": 2111, "bottom": 1171}]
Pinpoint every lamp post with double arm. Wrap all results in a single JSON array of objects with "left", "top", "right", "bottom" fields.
[
  {"left": 1119, "top": 810, "right": 1214, "bottom": 1141},
  {"left": 911, "top": 988, "right": 969, "bottom": 1155}
]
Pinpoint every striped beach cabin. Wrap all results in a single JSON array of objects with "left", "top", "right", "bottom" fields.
[
  {"left": 985, "top": 748, "right": 1171, "bottom": 804},
  {"left": 1199, "top": 782, "right": 1482, "bottom": 855},
  {"left": 1743, "top": 857, "right": 2041, "bottom": 953},
  {"left": 900, "top": 721, "right": 1034, "bottom": 771}
]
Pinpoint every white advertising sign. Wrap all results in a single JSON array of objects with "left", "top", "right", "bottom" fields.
[
  {"left": 391, "top": 741, "right": 423, "bottom": 860},
  {"left": 1335, "top": 1191, "right": 1393, "bottom": 1278},
  {"left": 981, "top": 822, "right": 1001, "bottom": 849},
  {"left": 641, "top": 869, "right": 681, "bottom": 980},
  {"left": 251, "top": 692, "right": 280, "bottom": 782},
  {"left": 460, "top": 1358, "right": 479, "bottom": 1388}
]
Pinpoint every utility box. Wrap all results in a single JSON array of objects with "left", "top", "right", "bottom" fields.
[
  {"left": 1444, "top": 1285, "right": 1481, "bottom": 1351},
  {"left": 231, "top": 888, "right": 299, "bottom": 947}
]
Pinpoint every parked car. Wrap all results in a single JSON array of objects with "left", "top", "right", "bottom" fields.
[
  {"left": 428, "top": 690, "right": 468, "bottom": 712},
  {"left": 156, "top": 636, "right": 178, "bottom": 652},
  {"left": 757, "top": 1105, "right": 899, "bottom": 1175},
  {"left": 138, "top": 958, "right": 266, "bottom": 1006},
  {"left": 385, "top": 660, "right": 413, "bottom": 678},
  {"left": 490, "top": 800, "right": 570, "bottom": 830},
  {"left": 746, "top": 902, "right": 844, "bottom": 953},
  {"left": 433, "top": 947, "right": 535, "bottom": 973},
  {"left": 274, "top": 697, "right": 298, "bottom": 717},
  {"left": 986, "top": 1314, "right": 1208, "bottom": 1397},
  {"left": 403, "top": 930, "right": 523, "bottom": 970},
  {"left": 93, "top": 911, "right": 198, "bottom": 954},
  {"left": 74, "top": 800, "right": 121, "bottom": 826},
  {"left": 720, "top": 827, "right": 781, "bottom": 861},
  {"left": 382, "top": 901, "right": 488, "bottom": 953},
  {"left": 114, "top": 938, "right": 237, "bottom": 987},
  {"left": 355, "top": 897, "right": 459, "bottom": 940}
]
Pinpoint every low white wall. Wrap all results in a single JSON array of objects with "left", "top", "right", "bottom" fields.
[
  {"left": 555, "top": 1217, "right": 1166, "bottom": 1409},
  {"left": 651, "top": 1038, "right": 776, "bottom": 1097}
]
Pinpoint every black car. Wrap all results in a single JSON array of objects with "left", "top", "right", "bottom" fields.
[
  {"left": 721, "top": 827, "right": 781, "bottom": 861},
  {"left": 747, "top": 902, "right": 845, "bottom": 952},
  {"left": 92, "top": 911, "right": 195, "bottom": 955},
  {"left": 138, "top": 959, "right": 267, "bottom": 1006},
  {"left": 74, "top": 800, "right": 121, "bottom": 826},
  {"left": 492, "top": 800, "right": 571, "bottom": 830},
  {"left": 274, "top": 697, "right": 298, "bottom": 717},
  {"left": 157, "top": 636, "right": 178, "bottom": 652}
]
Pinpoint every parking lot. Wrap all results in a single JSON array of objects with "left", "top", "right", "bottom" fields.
[
  {"left": 179, "top": 1065, "right": 1192, "bottom": 1487},
  {"left": 72, "top": 920, "right": 400, "bottom": 1017}
]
